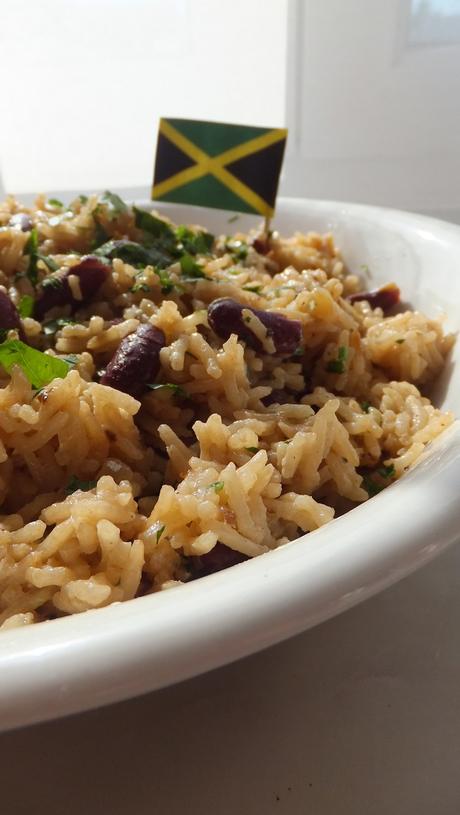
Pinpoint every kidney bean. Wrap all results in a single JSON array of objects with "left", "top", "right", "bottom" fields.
[
  {"left": 9, "top": 213, "right": 33, "bottom": 232},
  {"left": 35, "top": 255, "right": 108, "bottom": 319},
  {"left": 347, "top": 283, "right": 400, "bottom": 313},
  {"left": 100, "top": 324, "right": 165, "bottom": 397},
  {"left": 207, "top": 298, "right": 302, "bottom": 355},
  {"left": 195, "top": 543, "right": 248, "bottom": 576},
  {"left": 252, "top": 235, "right": 271, "bottom": 255},
  {"left": 0, "top": 290, "right": 26, "bottom": 340}
]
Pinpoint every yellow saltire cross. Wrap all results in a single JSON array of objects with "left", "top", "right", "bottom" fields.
[{"left": 152, "top": 118, "right": 288, "bottom": 217}]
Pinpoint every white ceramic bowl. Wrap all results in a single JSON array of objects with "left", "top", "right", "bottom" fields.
[{"left": 1, "top": 198, "right": 459, "bottom": 732}]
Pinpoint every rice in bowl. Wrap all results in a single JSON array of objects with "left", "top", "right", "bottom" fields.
[{"left": 0, "top": 191, "right": 454, "bottom": 630}]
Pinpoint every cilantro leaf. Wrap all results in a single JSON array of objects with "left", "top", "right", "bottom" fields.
[
  {"left": 65, "top": 476, "right": 97, "bottom": 495},
  {"left": 225, "top": 239, "right": 248, "bottom": 261},
  {"left": 18, "top": 295, "right": 34, "bottom": 319},
  {"left": 377, "top": 464, "right": 395, "bottom": 479},
  {"left": 0, "top": 340, "right": 71, "bottom": 388},
  {"left": 209, "top": 481, "right": 224, "bottom": 493},
  {"left": 133, "top": 207, "right": 175, "bottom": 240},
  {"left": 98, "top": 191, "right": 128, "bottom": 220},
  {"left": 242, "top": 284, "right": 263, "bottom": 294},
  {"left": 175, "top": 225, "right": 214, "bottom": 255},
  {"left": 326, "top": 345, "right": 349, "bottom": 374},
  {"left": 43, "top": 317, "right": 76, "bottom": 336},
  {"left": 156, "top": 524, "right": 166, "bottom": 544},
  {"left": 37, "top": 254, "right": 60, "bottom": 272},
  {"left": 245, "top": 446, "right": 259, "bottom": 453},
  {"left": 24, "top": 227, "right": 39, "bottom": 286},
  {"left": 179, "top": 253, "right": 206, "bottom": 279},
  {"left": 147, "top": 383, "right": 187, "bottom": 398},
  {"left": 48, "top": 198, "right": 64, "bottom": 208},
  {"left": 361, "top": 401, "right": 371, "bottom": 413}
]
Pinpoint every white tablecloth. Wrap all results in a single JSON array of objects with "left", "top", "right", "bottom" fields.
[{"left": 2, "top": 540, "right": 460, "bottom": 814}]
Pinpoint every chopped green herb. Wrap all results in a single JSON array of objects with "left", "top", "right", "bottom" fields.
[
  {"left": 130, "top": 282, "right": 151, "bottom": 294},
  {"left": 133, "top": 207, "right": 175, "bottom": 240},
  {"left": 362, "top": 474, "right": 383, "bottom": 497},
  {"left": 24, "top": 227, "right": 39, "bottom": 286},
  {"left": 42, "top": 275, "right": 63, "bottom": 290},
  {"left": 155, "top": 268, "right": 175, "bottom": 294},
  {"left": 147, "top": 382, "right": 187, "bottom": 398},
  {"left": 243, "top": 316, "right": 252, "bottom": 324},
  {"left": 242, "top": 284, "right": 263, "bottom": 294},
  {"left": 179, "top": 253, "right": 206, "bottom": 279},
  {"left": 65, "top": 476, "right": 97, "bottom": 495},
  {"left": 245, "top": 446, "right": 259, "bottom": 453},
  {"left": 79, "top": 194, "right": 88, "bottom": 204},
  {"left": 98, "top": 190, "right": 128, "bottom": 220},
  {"left": 395, "top": 338, "right": 405, "bottom": 344},
  {"left": 0, "top": 340, "right": 71, "bottom": 389},
  {"left": 38, "top": 255, "right": 60, "bottom": 272},
  {"left": 209, "top": 480, "right": 224, "bottom": 493},
  {"left": 61, "top": 354, "right": 79, "bottom": 368},
  {"left": 326, "top": 345, "right": 348, "bottom": 374},
  {"left": 18, "top": 295, "right": 34, "bottom": 319},
  {"left": 91, "top": 219, "right": 109, "bottom": 250},
  {"left": 360, "top": 401, "right": 371, "bottom": 413},
  {"left": 226, "top": 239, "right": 248, "bottom": 261},
  {"left": 175, "top": 225, "right": 214, "bottom": 256},
  {"left": 48, "top": 198, "right": 64, "bottom": 208},
  {"left": 156, "top": 524, "right": 166, "bottom": 544},
  {"left": 292, "top": 346, "right": 304, "bottom": 358},
  {"left": 377, "top": 464, "right": 395, "bottom": 479},
  {"left": 43, "top": 317, "right": 76, "bottom": 336},
  {"left": 227, "top": 214, "right": 239, "bottom": 223}
]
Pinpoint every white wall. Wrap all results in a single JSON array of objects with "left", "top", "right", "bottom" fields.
[
  {"left": 284, "top": 0, "right": 460, "bottom": 220},
  {"left": 0, "top": 0, "right": 287, "bottom": 195}
]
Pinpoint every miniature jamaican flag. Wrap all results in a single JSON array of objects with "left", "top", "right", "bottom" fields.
[{"left": 152, "top": 118, "right": 287, "bottom": 217}]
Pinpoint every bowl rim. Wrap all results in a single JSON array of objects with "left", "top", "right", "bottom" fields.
[{"left": 0, "top": 196, "right": 459, "bottom": 732}]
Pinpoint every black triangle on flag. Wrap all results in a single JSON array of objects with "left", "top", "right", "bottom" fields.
[
  {"left": 153, "top": 131, "right": 195, "bottom": 186},
  {"left": 225, "top": 138, "right": 286, "bottom": 208}
]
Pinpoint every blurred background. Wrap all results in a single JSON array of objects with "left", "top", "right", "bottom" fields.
[{"left": 1, "top": 0, "right": 459, "bottom": 221}]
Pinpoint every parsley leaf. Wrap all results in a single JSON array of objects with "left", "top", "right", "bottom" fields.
[
  {"left": 242, "top": 284, "right": 263, "bottom": 294},
  {"left": 209, "top": 481, "right": 224, "bottom": 493},
  {"left": 18, "top": 295, "right": 34, "bottom": 319},
  {"left": 37, "top": 254, "right": 60, "bottom": 272},
  {"left": 245, "top": 446, "right": 259, "bottom": 453},
  {"left": 24, "top": 227, "right": 39, "bottom": 286},
  {"left": 43, "top": 317, "right": 76, "bottom": 336},
  {"left": 226, "top": 239, "right": 248, "bottom": 261},
  {"left": 361, "top": 401, "right": 371, "bottom": 413},
  {"left": 147, "top": 383, "right": 187, "bottom": 398},
  {"left": 326, "top": 345, "right": 348, "bottom": 374},
  {"left": 175, "top": 225, "right": 214, "bottom": 255},
  {"left": 156, "top": 524, "right": 166, "bottom": 544},
  {"left": 98, "top": 190, "right": 128, "bottom": 220},
  {"left": 0, "top": 340, "right": 71, "bottom": 388},
  {"left": 48, "top": 198, "right": 64, "bottom": 208},
  {"left": 179, "top": 253, "right": 206, "bottom": 279},
  {"left": 377, "top": 464, "right": 395, "bottom": 479},
  {"left": 130, "top": 282, "right": 151, "bottom": 294},
  {"left": 133, "top": 207, "right": 175, "bottom": 240},
  {"left": 65, "top": 476, "right": 97, "bottom": 495}
]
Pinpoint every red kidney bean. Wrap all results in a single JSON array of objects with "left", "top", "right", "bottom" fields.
[
  {"left": 252, "top": 236, "right": 271, "bottom": 255},
  {"left": 100, "top": 324, "right": 165, "bottom": 397},
  {"left": 9, "top": 213, "right": 33, "bottom": 232},
  {"left": 207, "top": 298, "right": 302, "bottom": 355},
  {"left": 35, "top": 255, "right": 108, "bottom": 319},
  {"left": 0, "top": 290, "right": 26, "bottom": 340},
  {"left": 347, "top": 283, "right": 400, "bottom": 313},
  {"left": 195, "top": 543, "right": 248, "bottom": 576}
]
